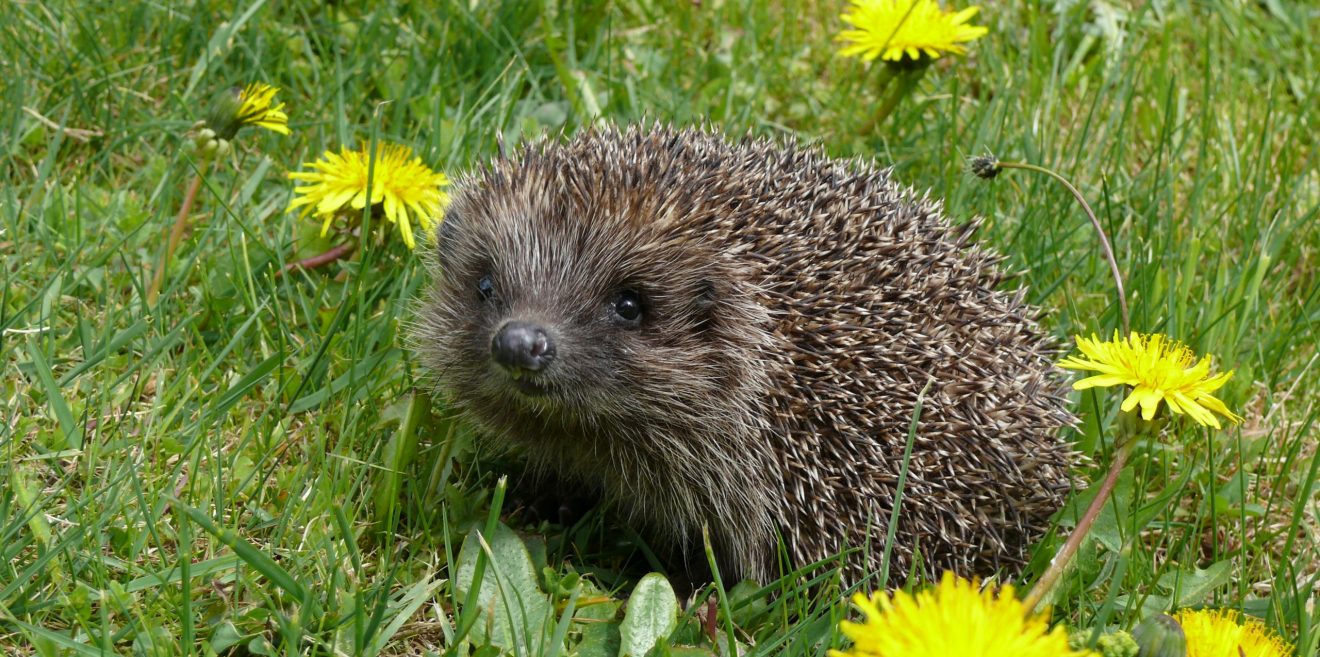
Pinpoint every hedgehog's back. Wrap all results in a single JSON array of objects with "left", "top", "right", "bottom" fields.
[{"left": 446, "top": 125, "right": 1078, "bottom": 582}]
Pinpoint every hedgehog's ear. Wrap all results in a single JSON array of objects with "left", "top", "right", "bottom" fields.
[
  {"left": 436, "top": 209, "right": 463, "bottom": 263},
  {"left": 691, "top": 277, "right": 727, "bottom": 334},
  {"left": 691, "top": 276, "right": 769, "bottom": 347},
  {"left": 694, "top": 278, "right": 718, "bottom": 309}
]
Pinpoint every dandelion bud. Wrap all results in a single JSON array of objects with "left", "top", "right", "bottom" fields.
[
  {"left": 198, "top": 82, "right": 290, "bottom": 141},
  {"left": 1096, "top": 630, "right": 1139, "bottom": 657},
  {"left": 202, "top": 86, "right": 247, "bottom": 141},
  {"left": 969, "top": 155, "right": 1001, "bottom": 179},
  {"left": 1133, "top": 614, "right": 1186, "bottom": 657},
  {"left": 1070, "top": 630, "right": 1139, "bottom": 657},
  {"left": 191, "top": 128, "right": 215, "bottom": 154},
  {"left": 214, "top": 139, "right": 231, "bottom": 158}
]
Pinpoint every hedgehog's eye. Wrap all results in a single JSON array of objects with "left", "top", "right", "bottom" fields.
[
  {"left": 477, "top": 274, "right": 496, "bottom": 302},
  {"left": 611, "top": 289, "right": 643, "bottom": 326}
]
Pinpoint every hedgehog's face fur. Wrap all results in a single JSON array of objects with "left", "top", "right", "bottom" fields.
[
  {"left": 417, "top": 145, "right": 778, "bottom": 509},
  {"left": 429, "top": 200, "right": 733, "bottom": 430}
]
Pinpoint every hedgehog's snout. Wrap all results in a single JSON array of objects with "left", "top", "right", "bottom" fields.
[{"left": 491, "top": 320, "right": 556, "bottom": 376}]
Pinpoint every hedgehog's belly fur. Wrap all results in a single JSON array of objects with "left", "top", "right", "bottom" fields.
[{"left": 417, "top": 125, "right": 1077, "bottom": 585}]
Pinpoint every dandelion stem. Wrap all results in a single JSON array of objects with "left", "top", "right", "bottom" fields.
[
  {"left": 864, "top": 67, "right": 924, "bottom": 134},
  {"left": 1023, "top": 437, "right": 1132, "bottom": 612},
  {"left": 278, "top": 241, "right": 358, "bottom": 276},
  {"left": 995, "top": 161, "right": 1130, "bottom": 334},
  {"left": 148, "top": 162, "right": 210, "bottom": 304},
  {"left": 873, "top": 65, "right": 899, "bottom": 98}
]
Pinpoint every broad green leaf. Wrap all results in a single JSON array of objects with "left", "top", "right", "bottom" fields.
[
  {"left": 1157, "top": 561, "right": 1233, "bottom": 607},
  {"left": 618, "top": 573, "right": 678, "bottom": 657},
  {"left": 575, "top": 621, "right": 621, "bottom": 657},
  {"left": 209, "top": 621, "right": 247, "bottom": 653},
  {"left": 455, "top": 522, "right": 553, "bottom": 652},
  {"left": 571, "top": 582, "right": 623, "bottom": 657},
  {"left": 729, "top": 580, "right": 769, "bottom": 628}
]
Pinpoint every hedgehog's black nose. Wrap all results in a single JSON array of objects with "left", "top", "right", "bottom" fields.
[{"left": 492, "top": 321, "right": 555, "bottom": 373}]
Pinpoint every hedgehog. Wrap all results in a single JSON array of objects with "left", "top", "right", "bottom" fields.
[{"left": 415, "top": 125, "right": 1077, "bottom": 586}]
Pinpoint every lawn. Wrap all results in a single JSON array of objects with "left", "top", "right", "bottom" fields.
[{"left": 1, "top": 0, "right": 1317, "bottom": 655}]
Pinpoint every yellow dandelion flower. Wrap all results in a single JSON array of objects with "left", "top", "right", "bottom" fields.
[
  {"left": 234, "top": 82, "right": 290, "bottom": 135},
  {"left": 287, "top": 142, "right": 450, "bottom": 249},
  {"left": 1175, "top": 608, "right": 1293, "bottom": 657},
  {"left": 828, "top": 573, "right": 1091, "bottom": 657},
  {"left": 838, "top": 0, "right": 989, "bottom": 63},
  {"left": 1058, "top": 331, "right": 1242, "bottom": 428},
  {"left": 202, "top": 83, "right": 290, "bottom": 141}
]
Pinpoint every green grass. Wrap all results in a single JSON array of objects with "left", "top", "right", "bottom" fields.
[{"left": 2, "top": 0, "right": 1318, "bottom": 654}]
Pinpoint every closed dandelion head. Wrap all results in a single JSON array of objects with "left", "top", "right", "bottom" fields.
[
  {"left": 838, "top": 0, "right": 989, "bottom": 63},
  {"left": 969, "top": 154, "right": 1001, "bottom": 179},
  {"left": 1173, "top": 608, "right": 1292, "bottom": 657},
  {"left": 201, "top": 82, "right": 290, "bottom": 141},
  {"left": 1132, "top": 614, "right": 1185, "bottom": 657},
  {"left": 287, "top": 142, "right": 450, "bottom": 250},
  {"left": 828, "top": 573, "right": 1092, "bottom": 657},
  {"left": 1059, "top": 331, "right": 1243, "bottom": 429}
]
